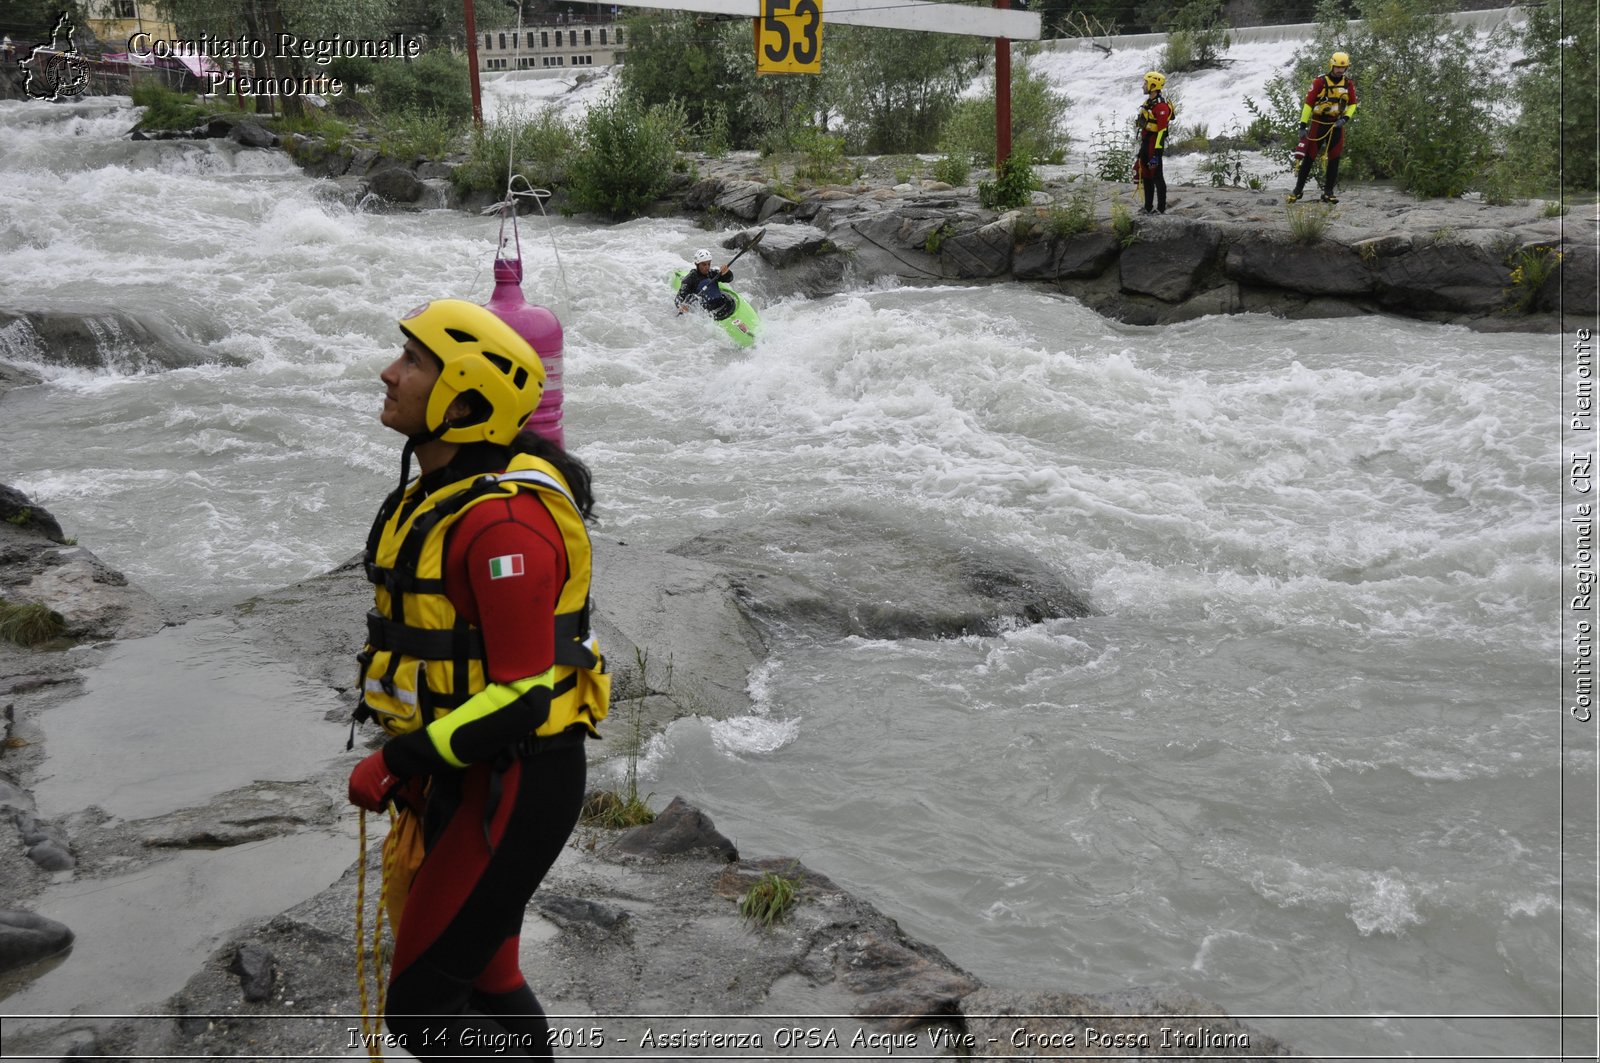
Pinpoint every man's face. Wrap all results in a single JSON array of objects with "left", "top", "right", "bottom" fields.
[
  {"left": 380, "top": 337, "right": 441, "bottom": 437},
  {"left": 696, "top": 260, "right": 712, "bottom": 274},
  {"left": 1331, "top": 65, "right": 1347, "bottom": 78}
]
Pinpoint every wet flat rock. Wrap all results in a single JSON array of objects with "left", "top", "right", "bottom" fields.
[{"left": 671, "top": 504, "right": 1091, "bottom": 641}]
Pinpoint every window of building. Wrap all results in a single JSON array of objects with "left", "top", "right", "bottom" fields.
[
  {"left": 599, "top": 28, "right": 607, "bottom": 44},
  {"left": 568, "top": 30, "right": 576, "bottom": 46},
  {"left": 498, "top": 33, "right": 506, "bottom": 49},
  {"left": 519, "top": 57, "right": 534, "bottom": 68},
  {"left": 615, "top": 27, "right": 623, "bottom": 44},
  {"left": 484, "top": 33, "right": 492, "bottom": 48},
  {"left": 583, "top": 29, "right": 591, "bottom": 45},
  {"left": 114, "top": 0, "right": 137, "bottom": 18},
  {"left": 556, "top": 55, "right": 564, "bottom": 64}
]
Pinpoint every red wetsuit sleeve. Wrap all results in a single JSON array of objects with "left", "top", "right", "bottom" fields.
[
  {"left": 444, "top": 493, "right": 565, "bottom": 682},
  {"left": 1305, "top": 76, "right": 1323, "bottom": 109}
]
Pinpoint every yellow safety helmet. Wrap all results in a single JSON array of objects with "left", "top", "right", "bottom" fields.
[
  {"left": 398, "top": 299, "right": 545, "bottom": 445},
  {"left": 1329, "top": 51, "right": 1350, "bottom": 70},
  {"left": 1143, "top": 70, "right": 1166, "bottom": 93}
]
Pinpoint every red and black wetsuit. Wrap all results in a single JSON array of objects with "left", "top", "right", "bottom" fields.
[
  {"left": 1292, "top": 73, "right": 1358, "bottom": 200},
  {"left": 379, "top": 445, "right": 587, "bottom": 1062},
  {"left": 1136, "top": 92, "right": 1174, "bottom": 213}
]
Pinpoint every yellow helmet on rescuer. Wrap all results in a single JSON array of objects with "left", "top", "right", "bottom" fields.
[
  {"left": 1143, "top": 70, "right": 1166, "bottom": 93},
  {"left": 1329, "top": 51, "right": 1350, "bottom": 71},
  {"left": 398, "top": 299, "right": 545, "bottom": 445}
]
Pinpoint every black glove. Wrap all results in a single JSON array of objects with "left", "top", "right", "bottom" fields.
[
  {"left": 1298, "top": 123, "right": 1308, "bottom": 136},
  {"left": 1336, "top": 116, "right": 1347, "bottom": 127}
]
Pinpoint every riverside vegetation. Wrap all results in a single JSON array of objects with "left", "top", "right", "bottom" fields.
[{"left": 118, "top": 0, "right": 1596, "bottom": 217}]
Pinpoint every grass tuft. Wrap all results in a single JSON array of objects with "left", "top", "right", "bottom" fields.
[
  {"left": 739, "top": 866, "right": 801, "bottom": 927},
  {"left": 1287, "top": 203, "right": 1336, "bottom": 244},
  {"left": 0, "top": 599, "right": 66, "bottom": 647}
]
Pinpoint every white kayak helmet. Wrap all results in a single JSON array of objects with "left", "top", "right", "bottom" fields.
[{"left": 692, "top": 248, "right": 713, "bottom": 264}]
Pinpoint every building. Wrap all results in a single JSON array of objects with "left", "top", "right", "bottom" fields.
[
  {"left": 79, "top": 0, "right": 178, "bottom": 51},
  {"left": 477, "top": 20, "right": 626, "bottom": 71}
]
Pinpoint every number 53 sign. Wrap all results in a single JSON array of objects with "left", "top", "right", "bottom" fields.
[{"left": 755, "top": 0, "right": 822, "bottom": 74}]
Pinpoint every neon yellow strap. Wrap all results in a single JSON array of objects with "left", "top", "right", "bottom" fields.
[
  {"left": 1300, "top": 103, "right": 1313, "bottom": 124},
  {"left": 426, "top": 671, "right": 556, "bottom": 768},
  {"left": 1345, "top": 102, "right": 1357, "bottom": 119}
]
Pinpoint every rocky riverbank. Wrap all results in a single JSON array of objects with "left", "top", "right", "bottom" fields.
[
  {"left": 0, "top": 482, "right": 1316, "bottom": 1061},
  {"left": 251, "top": 115, "right": 1596, "bottom": 337}
]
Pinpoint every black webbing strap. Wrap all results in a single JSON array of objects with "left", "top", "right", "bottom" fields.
[{"left": 365, "top": 611, "right": 486, "bottom": 660}]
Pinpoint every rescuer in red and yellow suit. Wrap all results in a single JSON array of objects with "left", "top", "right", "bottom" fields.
[
  {"left": 348, "top": 297, "right": 607, "bottom": 1061},
  {"left": 1134, "top": 70, "right": 1174, "bottom": 214},
  {"left": 1287, "top": 51, "right": 1359, "bottom": 204}
]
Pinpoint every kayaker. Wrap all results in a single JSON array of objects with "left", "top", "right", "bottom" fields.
[
  {"left": 675, "top": 248, "right": 735, "bottom": 320},
  {"left": 348, "top": 297, "right": 607, "bottom": 1061}
]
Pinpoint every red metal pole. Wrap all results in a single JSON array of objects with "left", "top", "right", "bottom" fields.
[
  {"left": 995, "top": 0, "right": 1011, "bottom": 166},
  {"left": 463, "top": 0, "right": 484, "bottom": 126}
]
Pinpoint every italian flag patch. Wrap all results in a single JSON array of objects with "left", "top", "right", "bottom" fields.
[{"left": 487, "top": 554, "right": 525, "bottom": 580}]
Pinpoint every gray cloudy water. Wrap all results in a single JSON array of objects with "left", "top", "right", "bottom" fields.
[{"left": 0, "top": 98, "right": 1589, "bottom": 1058}]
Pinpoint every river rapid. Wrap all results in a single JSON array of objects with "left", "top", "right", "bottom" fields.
[{"left": 0, "top": 98, "right": 1589, "bottom": 1059}]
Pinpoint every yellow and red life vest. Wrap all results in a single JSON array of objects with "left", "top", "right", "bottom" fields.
[{"left": 355, "top": 453, "right": 608, "bottom": 744}]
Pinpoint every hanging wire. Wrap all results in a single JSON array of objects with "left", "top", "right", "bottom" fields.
[{"left": 473, "top": 3, "right": 574, "bottom": 321}]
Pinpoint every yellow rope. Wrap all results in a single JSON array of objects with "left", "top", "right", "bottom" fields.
[{"left": 355, "top": 808, "right": 389, "bottom": 1062}]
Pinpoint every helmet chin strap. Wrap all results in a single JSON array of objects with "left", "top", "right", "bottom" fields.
[{"left": 396, "top": 420, "right": 454, "bottom": 496}]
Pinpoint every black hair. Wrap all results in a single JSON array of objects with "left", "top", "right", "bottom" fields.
[
  {"left": 512, "top": 431, "right": 595, "bottom": 519},
  {"left": 441, "top": 390, "right": 596, "bottom": 519}
]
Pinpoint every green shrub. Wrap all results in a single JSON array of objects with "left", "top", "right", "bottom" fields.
[
  {"left": 129, "top": 78, "right": 219, "bottom": 131},
  {"left": 1504, "top": 244, "right": 1564, "bottom": 313},
  {"left": 377, "top": 111, "right": 462, "bottom": 161},
  {"left": 978, "top": 152, "right": 1040, "bottom": 211},
  {"left": 931, "top": 153, "right": 971, "bottom": 186},
  {"left": 1089, "top": 119, "right": 1136, "bottom": 182},
  {"left": 792, "top": 127, "right": 854, "bottom": 183},
  {"left": 567, "top": 90, "right": 686, "bottom": 219},
  {"left": 1110, "top": 197, "right": 1138, "bottom": 247},
  {"left": 451, "top": 105, "right": 577, "bottom": 199},
  {"left": 372, "top": 48, "right": 472, "bottom": 121},
  {"left": 938, "top": 57, "right": 1069, "bottom": 168},
  {"left": 1046, "top": 185, "right": 1096, "bottom": 238}
]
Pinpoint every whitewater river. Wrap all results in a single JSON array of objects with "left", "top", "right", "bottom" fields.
[{"left": 0, "top": 98, "right": 1591, "bottom": 1060}]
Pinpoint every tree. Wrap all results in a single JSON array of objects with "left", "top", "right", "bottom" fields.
[
  {"left": 1160, "top": 0, "right": 1232, "bottom": 72},
  {"left": 1503, "top": 0, "right": 1598, "bottom": 194},
  {"left": 616, "top": 13, "right": 761, "bottom": 148},
  {"left": 827, "top": 25, "right": 986, "bottom": 154},
  {"left": 939, "top": 52, "right": 1070, "bottom": 166}
]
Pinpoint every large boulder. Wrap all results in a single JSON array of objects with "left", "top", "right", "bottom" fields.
[
  {"left": 713, "top": 180, "right": 770, "bottom": 221},
  {"left": 1372, "top": 240, "right": 1511, "bottom": 313},
  {"left": 755, "top": 223, "right": 831, "bottom": 269},
  {"left": 1224, "top": 235, "right": 1375, "bottom": 296},
  {"left": 0, "top": 485, "right": 166, "bottom": 641},
  {"left": 0, "top": 909, "right": 74, "bottom": 974},
  {"left": 1119, "top": 222, "right": 1221, "bottom": 302},
  {"left": 614, "top": 796, "right": 739, "bottom": 861},
  {"left": 670, "top": 505, "right": 1090, "bottom": 641},
  {"left": 0, "top": 309, "right": 241, "bottom": 373},
  {"left": 940, "top": 214, "right": 1017, "bottom": 279},
  {"left": 366, "top": 166, "right": 424, "bottom": 205},
  {"left": 1014, "top": 231, "right": 1120, "bottom": 281}
]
